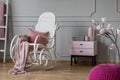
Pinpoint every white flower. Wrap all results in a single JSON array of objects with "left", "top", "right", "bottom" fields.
[
  {"left": 117, "top": 29, "right": 120, "bottom": 36},
  {"left": 92, "top": 19, "right": 95, "bottom": 23},
  {"left": 99, "top": 28, "right": 105, "bottom": 34},
  {"left": 106, "top": 24, "right": 113, "bottom": 30},
  {"left": 101, "top": 17, "right": 107, "bottom": 23},
  {"left": 97, "top": 34, "right": 101, "bottom": 36},
  {"left": 96, "top": 25, "right": 103, "bottom": 30}
]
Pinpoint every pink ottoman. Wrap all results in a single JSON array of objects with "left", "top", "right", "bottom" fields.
[{"left": 88, "top": 64, "right": 120, "bottom": 80}]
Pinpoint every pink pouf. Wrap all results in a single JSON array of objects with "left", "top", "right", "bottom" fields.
[{"left": 88, "top": 64, "right": 120, "bottom": 80}]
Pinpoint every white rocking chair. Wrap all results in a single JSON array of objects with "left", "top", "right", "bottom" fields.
[{"left": 10, "top": 12, "right": 60, "bottom": 70}]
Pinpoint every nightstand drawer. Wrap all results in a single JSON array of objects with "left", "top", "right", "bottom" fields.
[
  {"left": 70, "top": 49, "right": 95, "bottom": 56},
  {"left": 71, "top": 41, "right": 95, "bottom": 48}
]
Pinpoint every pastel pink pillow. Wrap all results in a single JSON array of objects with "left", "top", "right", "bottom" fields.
[{"left": 28, "top": 28, "right": 49, "bottom": 45}]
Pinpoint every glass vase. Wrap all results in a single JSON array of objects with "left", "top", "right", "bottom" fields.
[{"left": 108, "top": 43, "right": 119, "bottom": 63}]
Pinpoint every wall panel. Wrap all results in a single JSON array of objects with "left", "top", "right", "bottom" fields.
[
  {"left": 5, "top": 0, "right": 120, "bottom": 62},
  {"left": 11, "top": 0, "right": 95, "bottom": 17}
]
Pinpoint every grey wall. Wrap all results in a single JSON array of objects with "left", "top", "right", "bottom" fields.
[{"left": 4, "top": 0, "right": 120, "bottom": 62}]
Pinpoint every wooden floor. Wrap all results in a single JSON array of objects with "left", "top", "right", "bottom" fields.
[{"left": 0, "top": 61, "right": 93, "bottom": 80}]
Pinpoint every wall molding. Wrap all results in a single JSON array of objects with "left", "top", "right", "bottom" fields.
[
  {"left": 116, "top": 0, "right": 120, "bottom": 13},
  {"left": 11, "top": 0, "right": 96, "bottom": 17},
  {"left": 12, "top": 25, "right": 89, "bottom": 28}
]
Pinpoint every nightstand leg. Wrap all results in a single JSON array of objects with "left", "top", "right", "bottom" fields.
[
  {"left": 92, "top": 56, "right": 96, "bottom": 66},
  {"left": 74, "top": 56, "right": 77, "bottom": 64},
  {"left": 71, "top": 55, "right": 73, "bottom": 66},
  {"left": 94, "top": 56, "right": 96, "bottom": 65}
]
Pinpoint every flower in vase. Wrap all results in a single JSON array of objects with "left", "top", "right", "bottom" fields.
[
  {"left": 101, "top": 17, "right": 107, "bottom": 23},
  {"left": 92, "top": 17, "right": 120, "bottom": 59},
  {"left": 106, "top": 24, "right": 113, "bottom": 30},
  {"left": 99, "top": 28, "right": 105, "bottom": 34},
  {"left": 96, "top": 25, "right": 103, "bottom": 30},
  {"left": 117, "top": 29, "right": 120, "bottom": 35}
]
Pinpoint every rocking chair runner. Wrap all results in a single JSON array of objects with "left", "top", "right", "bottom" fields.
[{"left": 10, "top": 12, "right": 60, "bottom": 70}]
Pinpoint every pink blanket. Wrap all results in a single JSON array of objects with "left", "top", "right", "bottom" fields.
[
  {"left": 0, "top": 2, "right": 5, "bottom": 37},
  {"left": 9, "top": 35, "right": 29, "bottom": 75}
]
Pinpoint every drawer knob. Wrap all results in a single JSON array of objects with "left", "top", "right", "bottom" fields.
[
  {"left": 80, "top": 44, "right": 83, "bottom": 45},
  {"left": 80, "top": 51, "right": 83, "bottom": 53}
]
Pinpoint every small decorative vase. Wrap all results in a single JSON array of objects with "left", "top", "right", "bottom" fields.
[
  {"left": 108, "top": 43, "right": 119, "bottom": 63},
  {"left": 88, "top": 26, "right": 94, "bottom": 41}
]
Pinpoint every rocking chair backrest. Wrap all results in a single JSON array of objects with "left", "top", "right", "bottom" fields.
[{"left": 35, "top": 12, "right": 56, "bottom": 38}]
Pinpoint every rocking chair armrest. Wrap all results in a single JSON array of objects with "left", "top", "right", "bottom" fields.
[
  {"left": 34, "top": 35, "right": 55, "bottom": 48},
  {"left": 10, "top": 34, "right": 29, "bottom": 50},
  {"left": 10, "top": 35, "right": 19, "bottom": 47},
  {"left": 34, "top": 34, "right": 56, "bottom": 43},
  {"left": 34, "top": 35, "right": 48, "bottom": 44},
  {"left": 10, "top": 35, "right": 19, "bottom": 60}
]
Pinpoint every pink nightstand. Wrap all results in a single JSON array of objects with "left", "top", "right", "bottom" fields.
[{"left": 69, "top": 41, "right": 97, "bottom": 66}]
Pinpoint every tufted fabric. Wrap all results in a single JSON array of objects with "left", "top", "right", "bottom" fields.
[{"left": 88, "top": 64, "right": 120, "bottom": 80}]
